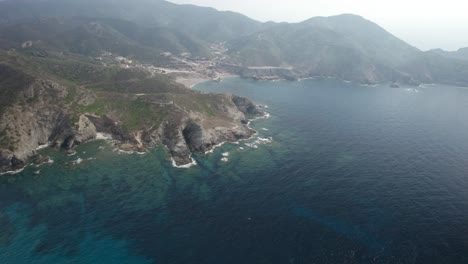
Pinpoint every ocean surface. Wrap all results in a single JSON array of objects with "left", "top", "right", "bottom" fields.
[{"left": 2, "top": 78, "right": 468, "bottom": 263}]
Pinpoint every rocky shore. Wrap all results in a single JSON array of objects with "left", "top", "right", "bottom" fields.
[{"left": 0, "top": 77, "right": 264, "bottom": 173}]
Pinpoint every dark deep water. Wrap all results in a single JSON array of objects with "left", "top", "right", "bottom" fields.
[{"left": 2, "top": 78, "right": 468, "bottom": 263}]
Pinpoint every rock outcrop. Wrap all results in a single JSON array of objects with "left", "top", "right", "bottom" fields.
[
  {"left": 0, "top": 79, "right": 75, "bottom": 172},
  {"left": 156, "top": 94, "right": 260, "bottom": 166}
]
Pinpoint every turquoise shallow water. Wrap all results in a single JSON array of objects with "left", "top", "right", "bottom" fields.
[{"left": 2, "top": 78, "right": 468, "bottom": 263}]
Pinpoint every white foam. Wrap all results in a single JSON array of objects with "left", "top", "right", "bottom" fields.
[
  {"left": 36, "top": 143, "right": 50, "bottom": 151},
  {"left": 182, "top": 108, "right": 271, "bottom": 166},
  {"left": 204, "top": 142, "right": 225, "bottom": 154},
  {"left": 404, "top": 88, "right": 419, "bottom": 93},
  {"left": 262, "top": 128, "right": 269, "bottom": 131},
  {"left": 0, "top": 167, "right": 25, "bottom": 175},
  {"left": 244, "top": 136, "right": 273, "bottom": 149},
  {"left": 246, "top": 111, "right": 271, "bottom": 127},
  {"left": 239, "top": 147, "right": 245, "bottom": 150},
  {"left": 257, "top": 137, "right": 273, "bottom": 142},
  {"left": 34, "top": 157, "right": 53, "bottom": 168},
  {"left": 361, "top": 84, "right": 378, "bottom": 87},
  {"left": 118, "top": 150, "right": 134, "bottom": 155},
  {"left": 245, "top": 143, "right": 258, "bottom": 149},
  {"left": 67, "top": 151, "right": 77, "bottom": 157},
  {"left": 74, "top": 158, "right": 83, "bottom": 165},
  {"left": 298, "top": 77, "right": 315, "bottom": 82},
  {"left": 96, "top": 133, "right": 113, "bottom": 140},
  {"left": 171, "top": 156, "right": 197, "bottom": 169}
]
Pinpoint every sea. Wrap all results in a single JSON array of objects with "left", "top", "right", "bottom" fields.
[{"left": 1, "top": 78, "right": 468, "bottom": 263}]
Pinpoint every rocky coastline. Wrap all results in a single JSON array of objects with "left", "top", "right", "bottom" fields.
[{"left": 0, "top": 77, "right": 264, "bottom": 173}]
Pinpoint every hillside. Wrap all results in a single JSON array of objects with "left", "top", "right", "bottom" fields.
[
  {"left": 427, "top": 47, "right": 468, "bottom": 61},
  {"left": 1, "top": 1, "right": 468, "bottom": 86},
  {"left": 0, "top": 50, "right": 262, "bottom": 172},
  {"left": 227, "top": 14, "right": 468, "bottom": 86},
  {"left": 0, "top": 17, "right": 212, "bottom": 61},
  {"left": 0, "top": 0, "right": 265, "bottom": 42}
]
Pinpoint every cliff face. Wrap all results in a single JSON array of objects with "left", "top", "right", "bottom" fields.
[
  {"left": 0, "top": 79, "right": 74, "bottom": 171},
  {"left": 158, "top": 94, "right": 259, "bottom": 165},
  {"left": 0, "top": 75, "right": 261, "bottom": 172}
]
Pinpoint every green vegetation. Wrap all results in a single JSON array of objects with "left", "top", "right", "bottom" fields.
[
  {"left": 0, "top": 15, "right": 214, "bottom": 61},
  {"left": 79, "top": 95, "right": 168, "bottom": 130},
  {"left": 0, "top": 63, "right": 34, "bottom": 113},
  {"left": 0, "top": 47, "right": 231, "bottom": 135},
  {"left": 119, "top": 99, "right": 163, "bottom": 131},
  {"left": 90, "top": 76, "right": 186, "bottom": 94},
  {"left": 36, "top": 58, "right": 120, "bottom": 85},
  {"left": 171, "top": 93, "right": 221, "bottom": 117},
  {"left": 0, "top": 128, "right": 17, "bottom": 151},
  {"left": 0, "top": 0, "right": 264, "bottom": 43},
  {"left": 1, "top": 0, "right": 468, "bottom": 86},
  {"left": 226, "top": 14, "right": 468, "bottom": 86}
]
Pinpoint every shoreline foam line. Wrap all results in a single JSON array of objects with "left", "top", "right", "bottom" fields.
[
  {"left": 96, "top": 132, "right": 114, "bottom": 140},
  {"left": 170, "top": 109, "right": 270, "bottom": 169},
  {"left": 0, "top": 167, "right": 26, "bottom": 176},
  {"left": 36, "top": 143, "right": 50, "bottom": 151},
  {"left": 172, "top": 156, "right": 198, "bottom": 169},
  {"left": 204, "top": 142, "right": 226, "bottom": 155}
]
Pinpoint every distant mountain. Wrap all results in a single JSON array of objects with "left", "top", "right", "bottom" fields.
[
  {"left": 427, "top": 47, "right": 468, "bottom": 61},
  {"left": 400, "top": 51, "right": 468, "bottom": 87},
  {"left": 228, "top": 15, "right": 413, "bottom": 83},
  {"left": 457, "top": 47, "right": 468, "bottom": 60},
  {"left": 302, "top": 15, "right": 420, "bottom": 65},
  {"left": 0, "top": 17, "right": 212, "bottom": 61},
  {"left": 0, "top": 0, "right": 467, "bottom": 86},
  {"left": 0, "top": 0, "right": 265, "bottom": 42},
  {"left": 227, "top": 14, "right": 468, "bottom": 85}
]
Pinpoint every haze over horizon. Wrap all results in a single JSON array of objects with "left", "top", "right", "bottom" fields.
[{"left": 168, "top": 0, "right": 468, "bottom": 51}]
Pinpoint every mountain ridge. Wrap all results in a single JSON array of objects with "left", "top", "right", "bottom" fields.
[{"left": 1, "top": 0, "right": 468, "bottom": 87}]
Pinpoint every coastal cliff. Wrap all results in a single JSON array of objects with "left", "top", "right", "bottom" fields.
[{"left": 0, "top": 53, "right": 262, "bottom": 173}]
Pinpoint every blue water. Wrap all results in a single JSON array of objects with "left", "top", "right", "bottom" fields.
[{"left": 2, "top": 78, "right": 468, "bottom": 263}]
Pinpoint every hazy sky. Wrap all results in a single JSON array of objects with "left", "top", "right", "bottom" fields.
[{"left": 168, "top": 0, "right": 468, "bottom": 51}]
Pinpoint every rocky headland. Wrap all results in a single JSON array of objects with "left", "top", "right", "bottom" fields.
[{"left": 0, "top": 54, "right": 264, "bottom": 173}]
